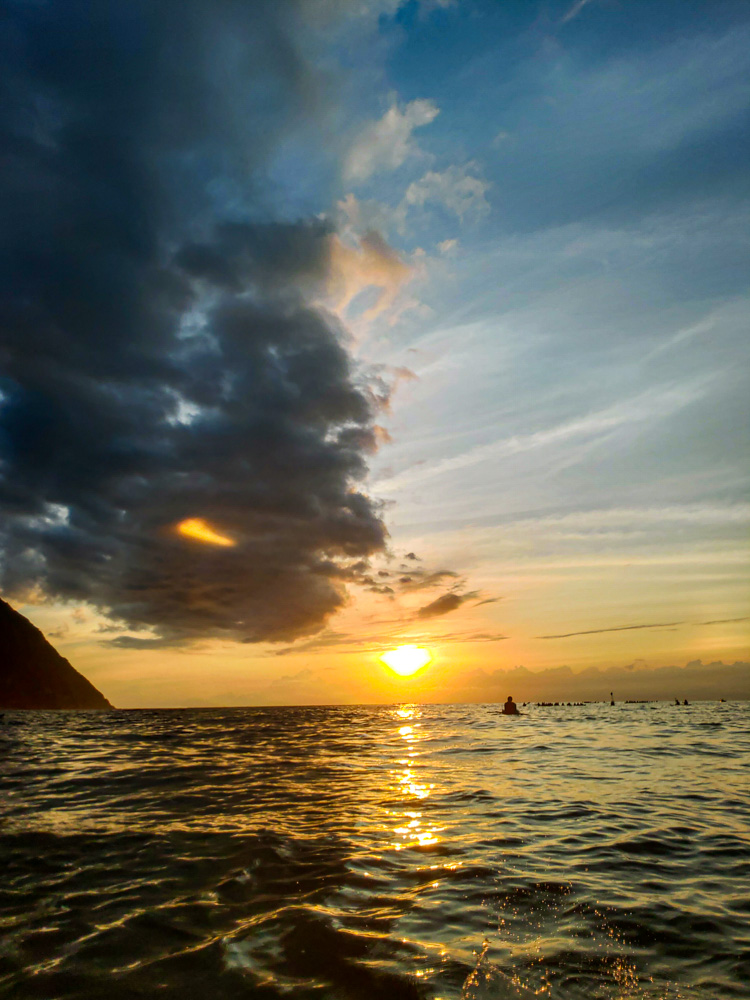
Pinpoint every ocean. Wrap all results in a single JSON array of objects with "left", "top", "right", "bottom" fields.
[{"left": 1, "top": 701, "right": 748, "bottom": 999}]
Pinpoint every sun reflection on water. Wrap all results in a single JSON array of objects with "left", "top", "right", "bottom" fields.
[{"left": 387, "top": 705, "right": 443, "bottom": 850}]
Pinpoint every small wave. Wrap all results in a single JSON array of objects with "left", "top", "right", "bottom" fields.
[{"left": 2, "top": 703, "right": 748, "bottom": 998}]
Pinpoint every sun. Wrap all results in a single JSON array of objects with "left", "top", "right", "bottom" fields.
[{"left": 380, "top": 645, "right": 432, "bottom": 677}]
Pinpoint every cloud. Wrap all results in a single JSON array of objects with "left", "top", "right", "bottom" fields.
[
  {"left": 560, "top": 0, "right": 595, "bottom": 24},
  {"left": 538, "top": 621, "right": 684, "bottom": 639},
  {"left": 305, "top": 0, "right": 454, "bottom": 24},
  {"left": 327, "top": 231, "right": 413, "bottom": 322},
  {"left": 304, "top": 0, "right": 405, "bottom": 22},
  {"left": 375, "top": 380, "right": 714, "bottom": 495},
  {"left": 344, "top": 99, "right": 439, "bottom": 182},
  {"left": 397, "top": 569, "right": 460, "bottom": 591},
  {"left": 476, "top": 22, "right": 750, "bottom": 234},
  {"left": 106, "top": 635, "right": 185, "bottom": 650},
  {"left": 403, "top": 164, "right": 490, "bottom": 222},
  {"left": 0, "top": 1, "right": 392, "bottom": 647},
  {"left": 274, "top": 624, "right": 507, "bottom": 656},
  {"left": 416, "top": 590, "right": 478, "bottom": 619},
  {"left": 538, "top": 614, "right": 750, "bottom": 639},
  {"left": 438, "top": 238, "right": 458, "bottom": 254},
  {"left": 260, "top": 657, "right": 748, "bottom": 704},
  {"left": 448, "top": 661, "right": 750, "bottom": 704}
]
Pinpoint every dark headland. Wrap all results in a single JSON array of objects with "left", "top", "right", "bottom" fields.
[{"left": 0, "top": 597, "right": 112, "bottom": 710}]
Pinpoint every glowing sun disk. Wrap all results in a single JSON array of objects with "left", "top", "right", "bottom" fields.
[
  {"left": 176, "top": 518, "right": 235, "bottom": 547},
  {"left": 380, "top": 645, "right": 432, "bottom": 677}
]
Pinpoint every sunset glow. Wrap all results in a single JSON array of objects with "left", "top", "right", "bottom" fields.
[
  {"left": 176, "top": 518, "right": 235, "bottom": 547},
  {"left": 380, "top": 645, "right": 432, "bottom": 677},
  {"left": 3, "top": 0, "right": 747, "bottom": 709},
  {"left": 2, "top": 4, "right": 748, "bottom": 993}
]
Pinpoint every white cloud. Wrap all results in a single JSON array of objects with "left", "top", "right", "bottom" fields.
[
  {"left": 561, "top": 0, "right": 595, "bottom": 24},
  {"left": 338, "top": 165, "right": 489, "bottom": 243},
  {"left": 336, "top": 191, "right": 405, "bottom": 238},
  {"left": 403, "top": 163, "right": 490, "bottom": 222},
  {"left": 344, "top": 99, "right": 440, "bottom": 182}
]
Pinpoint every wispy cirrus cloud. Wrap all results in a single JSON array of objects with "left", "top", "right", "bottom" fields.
[
  {"left": 374, "top": 379, "right": 714, "bottom": 495},
  {"left": 274, "top": 624, "right": 507, "bottom": 655},
  {"left": 538, "top": 616, "right": 750, "bottom": 639},
  {"left": 561, "top": 0, "right": 595, "bottom": 25},
  {"left": 538, "top": 621, "right": 684, "bottom": 640}
]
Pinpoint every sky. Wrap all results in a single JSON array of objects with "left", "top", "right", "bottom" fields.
[{"left": 1, "top": 0, "right": 748, "bottom": 706}]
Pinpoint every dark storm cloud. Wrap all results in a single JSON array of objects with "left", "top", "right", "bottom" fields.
[{"left": 0, "top": 0, "right": 389, "bottom": 645}]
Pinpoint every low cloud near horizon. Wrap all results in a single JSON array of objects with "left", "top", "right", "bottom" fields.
[{"left": 259, "top": 658, "right": 750, "bottom": 707}]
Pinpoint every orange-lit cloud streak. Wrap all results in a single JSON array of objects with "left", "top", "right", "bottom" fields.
[
  {"left": 327, "top": 232, "right": 412, "bottom": 323},
  {"left": 176, "top": 518, "right": 236, "bottom": 547}
]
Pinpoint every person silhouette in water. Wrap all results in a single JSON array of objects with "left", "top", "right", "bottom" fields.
[{"left": 502, "top": 696, "right": 519, "bottom": 715}]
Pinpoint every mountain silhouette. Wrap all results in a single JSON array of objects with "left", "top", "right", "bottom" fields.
[{"left": 0, "top": 598, "right": 112, "bottom": 709}]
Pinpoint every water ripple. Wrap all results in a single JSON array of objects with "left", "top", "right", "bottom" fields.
[{"left": 1, "top": 701, "right": 748, "bottom": 998}]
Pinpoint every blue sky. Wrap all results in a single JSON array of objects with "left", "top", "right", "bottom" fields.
[
  {"left": 319, "top": 0, "right": 750, "bottom": 654},
  {"left": 6, "top": 0, "right": 749, "bottom": 704},
  {"left": 314, "top": 0, "right": 749, "bottom": 690}
]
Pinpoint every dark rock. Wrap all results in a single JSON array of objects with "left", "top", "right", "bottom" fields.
[{"left": 0, "top": 598, "right": 113, "bottom": 709}]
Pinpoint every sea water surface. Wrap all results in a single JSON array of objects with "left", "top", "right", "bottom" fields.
[{"left": 1, "top": 702, "right": 748, "bottom": 999}]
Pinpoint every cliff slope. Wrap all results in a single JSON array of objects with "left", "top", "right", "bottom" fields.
[{"left": 0, "top": 598, "right": 113, "bottom": 709}]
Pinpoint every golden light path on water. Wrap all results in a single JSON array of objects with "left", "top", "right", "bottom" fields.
[
  {"left": 387, "top": 706, "right": 443, "bottom": 850},
  {"left": 4, "top": 702, "right": 748, "bottom": 997}
]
